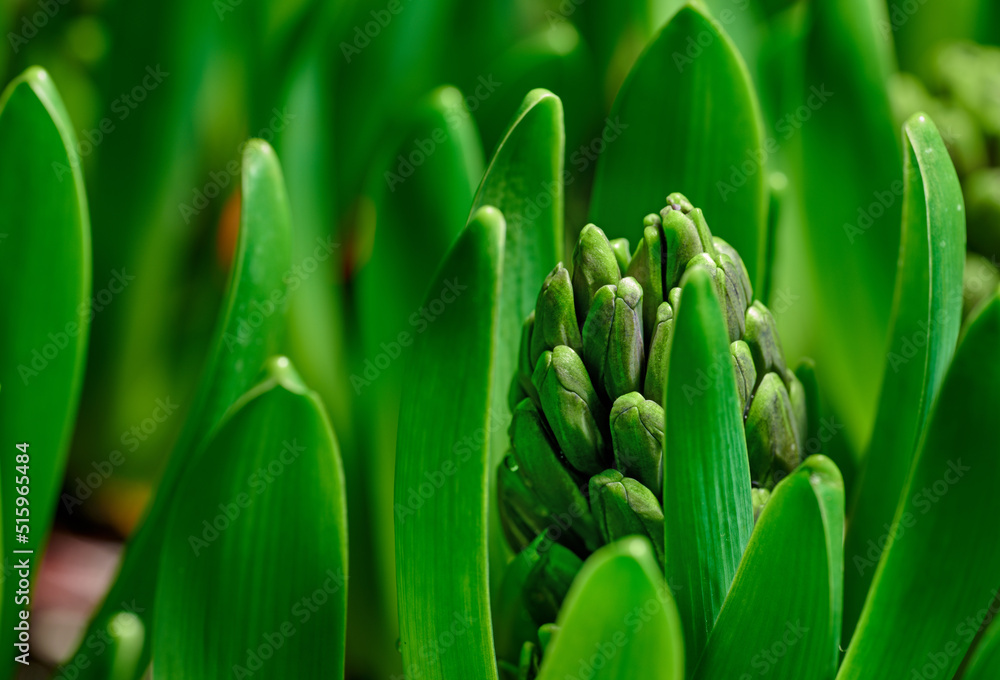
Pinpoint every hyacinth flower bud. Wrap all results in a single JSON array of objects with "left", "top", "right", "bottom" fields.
[
  {"left": 510, "top": 399, "right": 600, "bottom": 551},
  {"left": 626, "top": 216, "right": 665, "bottom": 338},
  {"left": 643, "top": 302, "right": 674, "bottom": 406},
  {"left": 571, "top": 224, "right": 620, "bottom": 323},
  {"left": 589, "top": 469, "right": 665, "bottom": 568},
  {"left": 532, "top": 346, "right": 609, "bottom": 475},
  {"left": 581, "top": 277, "right": 645, "bottom": 401},
  {"left": 745, "top": 372, "right": 801, "bottom": 483},
  {"left": 609, "top": 392, "right": 664, "bottom": 494},
  {"left": 530, "top": 264, "right": 582, "bottom": 366}
]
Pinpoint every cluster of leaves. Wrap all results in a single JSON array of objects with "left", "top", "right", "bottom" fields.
[
  {"left": 394, "top": 4, "right": 1000, "bottom": 680},
  {"left": 1, "top": 0, "right": 999, "bottom": 678}
]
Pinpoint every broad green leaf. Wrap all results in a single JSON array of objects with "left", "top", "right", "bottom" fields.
[
  {"left": 589, "top": 4, "right": 768, "bottom": 293},
  {"left": 0, "top": 67, "right": 91, "bottom": 678},
  {"left": 843, "top": 113, "right": 964, "bottom": 637},
  {"left": 352, "top": 84, "right": 484, "bottom": 672},
  {"left": 270, "top": 30, "right": 352, "bottom": 448},
  {"left": 663, "top": 266, "right": 753, "bottom": 667},
  {"left": 358, "top": 85, "right": 485, "bottom": 357},
  {"left": 70, "top": 139, "right": 292, "bottom": 679},
  {"left": 154, "top": 358, "right": 347, "bottom": 678},
  {"left": 963, "top": 616, "right": 1000, "bottom": 680},
  {"left": 469, "top": 88, "right": 564, "bottom": 587},
  {"left": 394, "top": 206, "right": 505, "bottom": 680},
  {"left": 537, "top": 537, "right": 684, "bottom": 680},
  {"left": 694, "top": 456, "right": 844, "bottom": 680},
  {"left": 798, "top": 0, "right": 901, "bottom": 445},
  {"left": 837, "top": 294, "right": 1000, "bottom": 680}
]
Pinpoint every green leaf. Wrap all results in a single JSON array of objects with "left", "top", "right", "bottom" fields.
[
  {"left": 271, "top": 31, "right": 353, "bottom": 448},
  {"left": 963, "top": 615, "right": 1000, "bottom": 680},
  {"left": 537, "top": 537, "right": 684, "bottom": 680},
  {"left": 394, "top": 206, "right": 505, "bottom": 680},
  {"left": 70, "top": 139, "right": 292, "bottom": 679},
  {"left": 663, "top": 266, "right": 753, "bottom": 668},
  {"left": 0, "top": 67, "right": 91, "bottom": 678},
  {"left": 469, "top": 88, "right": 564, "bottom": 585},
  {"left": 797, "top": 0, "right": 901, "bottom": 445},
  {"left": 843, "top": 113, "right": 965, "bottom": 638},
  {"left": 589, "top": 4, "right": 768, "bottom": 293},
  {"left": 358, "top": 85, "right": 485, "bottom": 358},
  {"left": 694, "top": 456, "right": 844, "bottom": 680},
  {"left": 154, "top": 358, "right": 347, "bottom": 678},
  {"left": 837, "top": 294, "right": 1000, "bottom": 680},
  {"left": 352, "top": 84, "right": 484, "bottom": 671},
  {"left": 474, "top": 24, "right": 598, "bottom": 155}
]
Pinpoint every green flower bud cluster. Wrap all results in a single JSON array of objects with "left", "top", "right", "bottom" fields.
[{"left": 498, "top": 193, "right": 807, "bottom": 571}]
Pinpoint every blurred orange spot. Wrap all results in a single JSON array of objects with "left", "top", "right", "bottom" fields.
[{"left": 216, "top": 188, "right": 241, "bottom": 271}]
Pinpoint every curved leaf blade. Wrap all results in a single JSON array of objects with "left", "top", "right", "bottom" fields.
[
  {"left": 963, "top": 616, "right": 1000, "bottom": 680},
  {"left": 663, "top": 267, "right": 753, "bottom": 667},
  {"left": 537, "top": 537, "right": 684, "bottom": 680},
  {"left": 154, "top": 358, "right": 347, "bottom": 678},
  {"left": 70, "top": 139, "right": 293, "bottom": 678},
  {"left": 798, "top": 0, "right": 902, "bottom": 443},
  {"left": 843, "top": 113, "right": 965, "bottom": 636},
  {"left": 695, "top": 456, "right": 844, "bottom": 680},
  {"left": 469, "top": 88, "right": 564, "bottom": 585},
  {"left": 589, "top": 4, "right": 768, "bottom": 292},
  {"left": 394, "top": 206, "right": 505, "bottom": 680},
  {"left": 0, "top": 67, "right": 91, "bottom": 677},
  {"left": 352, "top": 84, "right": 485, "bottom": 670},
  {"left": 837, "top": 295, "right": 1000, "bottom": 680}
]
